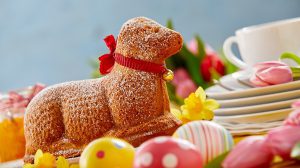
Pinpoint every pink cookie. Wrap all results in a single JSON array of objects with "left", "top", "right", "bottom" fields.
[{"left": 134, "top": 136, "right": 203, "bottom": 168}]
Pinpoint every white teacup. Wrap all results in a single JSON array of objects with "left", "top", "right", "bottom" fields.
[{"left": 223, "top": 17, "right": 300, "bottom": 69}]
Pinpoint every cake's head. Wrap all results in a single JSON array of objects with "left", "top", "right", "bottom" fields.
[{"left": 115, "top": 17, "right": 183, "bottom": 64}]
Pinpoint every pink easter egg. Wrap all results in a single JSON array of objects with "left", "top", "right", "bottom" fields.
[{"left": 134, "top": 136, "right": 203, "bottom": 168}]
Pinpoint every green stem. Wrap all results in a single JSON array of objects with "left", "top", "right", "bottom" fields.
[
  {"left": 291, "top": 67, "right": 300, "bottom": 78},
  {"left": 280, "top": 52, "right": 300, "bottom": 65}
]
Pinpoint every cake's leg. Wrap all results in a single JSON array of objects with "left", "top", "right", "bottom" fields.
[
  {"left": 104, "top": 113, "right": 182, "bottom": 146},
  {"left": 24, "top": 91, "right": 66, "bottom": 163}
]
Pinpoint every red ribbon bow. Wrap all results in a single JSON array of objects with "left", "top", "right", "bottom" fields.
[
  {"left": 99, "top": 35, "right": 168, "bottom": 75},
  {"left": 99, "top": 35, "right": 117, "bottom": 75}
]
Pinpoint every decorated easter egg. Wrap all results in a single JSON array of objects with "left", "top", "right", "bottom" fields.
[
  {"left": 79, "top": 137, "right": 135, "bottom": 168},
  {"left": 134, "top": 136, "right": 203, "bottom": 168},
  {"left": 173, "top": 121, "right": 233, "bottom": 164}
]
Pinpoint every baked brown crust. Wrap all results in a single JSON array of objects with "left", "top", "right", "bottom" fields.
[{"left": 24, "top": 17, "right": 183, "bottom": 163}]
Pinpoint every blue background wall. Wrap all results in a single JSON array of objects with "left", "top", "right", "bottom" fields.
[{"left": 1, "top": 0, "right": 300, "bottom": 91}]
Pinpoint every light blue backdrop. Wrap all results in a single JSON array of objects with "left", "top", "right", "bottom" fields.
[{"left": 1, "top": 0, "right": 300, "bottom": 91}]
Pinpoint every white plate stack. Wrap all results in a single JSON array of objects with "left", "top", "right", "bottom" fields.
[{"left": 206, "top": 69, "right": 300, "bottom": 136}]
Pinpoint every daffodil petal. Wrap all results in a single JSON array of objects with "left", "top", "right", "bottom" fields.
[
  {"left": 36, "top": 153, "right": 56, "bottom": 168},
  {"left": 171, "top": 108, "right": 183, "bottom": 120},
  {"left": 204, "top": 99, "right": 220, "bottom": 111},
  {"left": 23, "top": 164, "right": 35, "bottom": 168},
  {"left": 195, "top": 87, "right": 206, "bottom": 101},
  {"left": 57, "top": 156, "right": 69, "bottom": 168},
  {"left": 201, "top": 109, "right": 214, "bottom": 120},
  {"left": 34, "top": 149, "right": 43, "bottom": 165},
  {"left": 70, "top": 164, "right": 80, "bottom": 168}
]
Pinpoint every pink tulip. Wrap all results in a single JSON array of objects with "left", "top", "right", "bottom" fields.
[
  {"left": 172, "top": 68, "right": 190, "bottom": 86},
  {"left": 266, "top": 126, "right": 300, "bottom": 160},
  {"left": 172, "top": 68, "right": 197, "bottom": 98},
  {"left": 284, "top": 109, "right": 300, "bottom": 127},
  {"left": 292, "top": 100, "right": 300, "bottom": 108},
  {"left": 250, "top": 61, "right": 293, "bottom": 87},
  {"left": 284, "top": 101, "right": 300, "bottom": 127},
  {"left": 187, "top": 39, "right": 198, "bottom": 55},
  {"left": 222, "top": 136, "right": 273, "bottom": 168},
  {"left": 175, "top": 79, "right": 197, "bottom": 98}
]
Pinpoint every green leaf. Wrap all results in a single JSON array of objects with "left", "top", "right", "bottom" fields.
[
  {"left": 89, "top": 59, "right": 100, "bottom": 69},
  {"left": 291, "top": 66, "right": 300, "bottom": 78},
  {"left": 218, "top": 49, "right": 239, "bottom": 74},
  {"left": 210, "top": 68, "right": 221, "bottom": 82},
  {"left": 166, "top": 19, "right": 174, "bottom": 30},
  {"left": 280, "top": 52, "right": 300, "bottom": 65},
  {"left": 166, "top": 83, "right": 184, "bottom": 105},
  {"left": 195, "top": 35, "right": 206, "bottom": 61},
  {"left": 180, "top": 44, "right": 207, "bottom": 88},
  {"left": 205, "top": 151, "right": 230, "bottom": 168},
  {"left": 291, "top": 141, "right": 300, "bottom": 160}
]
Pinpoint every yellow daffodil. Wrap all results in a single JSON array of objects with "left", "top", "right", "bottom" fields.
[
  {"left": 23, "top": 149, "right": 79, "bottom": 168},
  {"left": 171, "top": 87, "right": 219, "bottom": 124}
]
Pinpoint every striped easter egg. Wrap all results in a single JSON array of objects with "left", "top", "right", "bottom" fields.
[{"left": 172, "top": 121, "right": 233, "bottom": 164}]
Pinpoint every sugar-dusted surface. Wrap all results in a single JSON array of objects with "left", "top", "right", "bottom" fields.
[{"left": 24, "top": 17, "right": 183, "bottom": 163}]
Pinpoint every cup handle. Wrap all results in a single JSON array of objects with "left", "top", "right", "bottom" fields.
[{"left": 223, "top": 36, "right": 247, "bottom": 69}]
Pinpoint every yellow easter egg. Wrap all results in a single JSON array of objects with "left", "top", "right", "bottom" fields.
[{"left": 79, "top": 137, "right": 135, "bottom": 168}]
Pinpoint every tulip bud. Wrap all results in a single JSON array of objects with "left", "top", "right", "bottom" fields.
[
  {"left": 284, "top": 101, "right": 300, "bottom": 127},
  {"left": 266, "top": 126, "right": 300, "bottom": 160},
  {"left": 222, "top": 136, "right": 273, "bottom": 168},
  {"left": 175, "top": 79, "right": 197, "bottom": 98},
  {"left": 200, "top": 54, "right": 225, "bottom": 82},
  {"left": 250, "top": 61, "right": 293, "bottom": 86}
]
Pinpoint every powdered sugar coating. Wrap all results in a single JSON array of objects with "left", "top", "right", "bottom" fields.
[{"left": 24, "top": 17, "right": 183, "bottom": 163}]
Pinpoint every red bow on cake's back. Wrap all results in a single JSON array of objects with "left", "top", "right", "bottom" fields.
[{"left": 99, "top": 35, "right": 116, "bottom": 75}]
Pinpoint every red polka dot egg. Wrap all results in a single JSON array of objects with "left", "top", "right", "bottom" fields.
[{"left": 134, "top": 136, "right": 203, "bottom": 168}]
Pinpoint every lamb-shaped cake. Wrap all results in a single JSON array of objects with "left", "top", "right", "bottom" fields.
[{"left": 24, "top": 17, "right": 183, "bottom": 163}]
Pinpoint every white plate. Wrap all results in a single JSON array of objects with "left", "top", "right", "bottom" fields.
[
  {"left": 215, "top": 99, "right": 298, "bottom": 116},
  {"left": 214, "top": 108, "right": 292, "bottom": 124},
  {"left": 206, "top": 73, "right": 300, "bottom": 100},
  {"left": 217, "top": 89, "right": 300, "bottom": 108},
  {"left": 219, "top": 69, "right": 253, "bottom": 91},
  {"left": 216, "top": 121, "right": 283, "bottom": 130}
]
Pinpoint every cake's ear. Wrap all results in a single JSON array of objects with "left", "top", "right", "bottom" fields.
[
  {"left": 116, "top": 17, "right": 183, "bottom": 63},
  {"left": 159, "top": 28, "right": 183, "bottom": 59}
]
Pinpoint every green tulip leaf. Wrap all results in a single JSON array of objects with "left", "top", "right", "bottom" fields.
[
  {"left": 291, "top": 141, "right": 300, "bottom": 160},
  {"left": 280, "top": 52, "right": 300, "bottom": 65},
  {"left": 166, "top": 19, "right": 174, "bottom": 30},
  {"left": 195, "top": 35, "right": 206, "bottom": 61},
  {"left": 180, "top": 44, "right": 207, "bottom": 87},
  {"left": 205, "top": 151, "right": 230, "bottom": 168},
  {"left": 211, "top": 68, "right": 221, "bottom": 82}
]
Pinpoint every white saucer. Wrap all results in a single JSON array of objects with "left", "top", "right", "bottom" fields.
[
  {"left": 206, "top": 71, "right": 300, "bottom": 99},
  {"left": 215, "top": 98, "right": 297, "bottom": 116},
  {"left": 214, "top": 108, "right": 292, "bottom": 124},
  {"left": 217, "top": 89, "right": 300, "bottom": 108},
  {"left": 219, "top": 69, "right": 253, "bottom": 91},
  {"left": 216, "top": 121, "right": 282, "bottom": 130}
]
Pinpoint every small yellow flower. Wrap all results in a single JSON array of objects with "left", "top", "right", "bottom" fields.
[
  {"left": 56, "top": 156, "right": 69, "bottom": 168},
  {"left": 171, "top": 87, "right": 219, "bottom": 124},
  {"left": 23, "top": 149, "right": 78, "bottom": 168}
]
